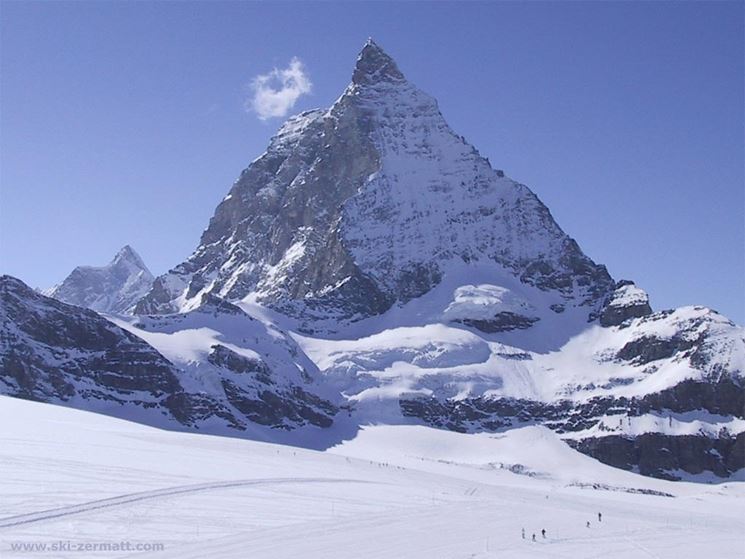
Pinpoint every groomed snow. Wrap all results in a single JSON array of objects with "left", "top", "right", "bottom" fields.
[{"left": 1, "top": 397, "right": 743, "bottom": 559}]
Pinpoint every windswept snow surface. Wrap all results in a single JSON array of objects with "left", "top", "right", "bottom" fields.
[{"left": 1, "top": 397, "right": 743, "bottom": 559}]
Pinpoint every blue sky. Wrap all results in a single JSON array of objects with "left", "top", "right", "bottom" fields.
[{"left": 1, "top": 1, "right": 743, "bottom": 323}]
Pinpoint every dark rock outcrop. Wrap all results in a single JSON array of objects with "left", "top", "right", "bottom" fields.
[
  {"left": 208, "top": 345, "right": 273, "bottom": 384},
  {"left": 400, "top": 374, "right": 745, "bottom": 480},
  {"left": 1, "top": 275, "right": 180, "bottom": 403},
  {"left": 1, "top": 275, "right": 338, "bottom": 433},
  {"left": 222, "top": 380, "right": 336, "bottom": 429},
  {"left": 568, "top": 432, "right": 745, "bottom": 480},
  {"left": 617, "top": 335, "right": 698, "bottom": 365},
  {"left": 456, "top": 312, "right": 539, "bottom": 333},
  {"left": 599, "top": 280, "right": 653, "bottom": 327}
]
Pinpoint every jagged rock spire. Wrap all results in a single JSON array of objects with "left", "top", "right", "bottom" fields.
[{"left": 352, "top": 38, "right": 405, "bottom": 85}]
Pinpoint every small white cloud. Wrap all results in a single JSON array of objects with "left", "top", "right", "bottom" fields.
[{"left": 248, "top": 57, "right": 312, "bottom": 120}]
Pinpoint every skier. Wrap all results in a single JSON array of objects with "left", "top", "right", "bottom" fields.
[
  {"left": 541, "top": 529, "right": 546, "bottom": 539},
  {"left": 598, "top": 512, "right": 602, "bottom": 522},
  {"left": 586, "top": 521, "right": 591, "bottom": 528},
  {"left": 521, "top": 528, "right": 525, "bottom": 540},
  {"left": 531, "top": 533, "right": 536, "bottom": 542}
]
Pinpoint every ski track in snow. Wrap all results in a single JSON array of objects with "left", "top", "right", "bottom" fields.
[
  {"left": 0, "top": 478, "right": 371, "bottom": 530},
  {"left": 2, "top": 393, "right": 743, "bottom": 559}
]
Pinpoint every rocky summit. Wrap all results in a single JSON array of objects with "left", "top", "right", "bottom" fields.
[
  {"left": 4, "top": 41, "right": 744, "bottom": 481},
  {"left": 135, "top": 39, "right": 613, "bottom": 330}
]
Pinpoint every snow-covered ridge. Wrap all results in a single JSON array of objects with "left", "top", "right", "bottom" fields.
[{"left": 2, "top": 276, "right": 338, "bottom": 437}]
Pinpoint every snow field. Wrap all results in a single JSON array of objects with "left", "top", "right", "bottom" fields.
[{"left": 1, "top": 397, "right": 743, "bottom": 559}]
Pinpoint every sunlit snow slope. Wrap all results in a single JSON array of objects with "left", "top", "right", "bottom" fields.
[{"left": 0, "top": 397, "right": 743, "bottom": 559}]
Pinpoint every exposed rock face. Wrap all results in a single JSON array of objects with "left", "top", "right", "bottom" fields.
[
  {"left": 221, "top": 379, "right": 336, "bottom": 429},
  {"left": 401, "top": 375, "right": 745, "bottom": 480},
  {"left": 1, "top": 275, "right": 180, "bottom": 407},
  {"left": 567, "top": 433, "right": 745, "bottom": 480},
  {"left": 208, "top": 344, "right": 273, "bottom": 383},
  {"left": 1, "top": 275, "right": 337, "bottom": 433},
  {"left": 126, "top": 292, "right": 339, "bottom": 431},
  {"left": 599, "top": 280, "right": 653, "bottom": 327},
  {"left": 400, "top": 375, "right": 745, "bottom": 440},
  {"left": 136, "top": 40, "right": 613, "bottom": 328},
  {"left": 47, "top": 246, "right": 154, "bottom": 315},
  {"left": 456, "top": 312, "right": 539, "bottom": 333},
  {"left": 616, "top": 334, "right": 697, "bottom": 365}
]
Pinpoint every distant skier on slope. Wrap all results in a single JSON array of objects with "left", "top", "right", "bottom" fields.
[
  {"left": 598, "top": 512, "right": 602, "bottom": 522},
  {"left": 586, "top": 521, "right": 591, "bottom": 528},
  {"left": 532, "top": 533, "right": 536, "bottom": 542},
  {"left": 522, "top": 528, "right": 525, "bottom": 540},
  {"left": 541, "top": 529, "right": 546, "bottom": 538}
]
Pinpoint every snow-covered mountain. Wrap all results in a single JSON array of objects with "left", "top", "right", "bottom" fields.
[
  {"left": 2, "top": 40, "right": 743, "bottom": 482},
  {"left": 1, "top": 275, "right": 337, "bottom": 438},
  {"left": 46, "top": 245, "right": 154, "bottom": 314},
  {"left": 135, "top": 39, "right": 613, "bottom": 330}
]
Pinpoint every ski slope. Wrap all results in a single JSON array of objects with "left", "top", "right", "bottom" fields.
[{"left": 0, "top": 396, "right": 743, "bottom": 558}]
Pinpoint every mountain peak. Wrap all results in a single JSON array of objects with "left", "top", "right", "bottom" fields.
[
  {"left": 352, "top": 38, "right": 404, "bottom": 86},
  {"left": 112, "top": 245, "right": 146, "bottom": 268},
  {"left": 48, "top": 245, "right": 154, "bottom": 314},
  {"left": 137, "top": 40, "right": 614, "bottom": 325}
]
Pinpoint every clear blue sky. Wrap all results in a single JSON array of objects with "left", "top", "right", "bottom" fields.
[{"left": 1, "top": 1, "right": 743, "bottom": 323}]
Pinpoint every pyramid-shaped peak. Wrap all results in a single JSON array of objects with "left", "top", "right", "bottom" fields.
[
  {"left": 112, "top": 245, "right": 148, "bottom": 270},
  {"left": 352, "top": 38, "right": 405, "bottom": 86}
]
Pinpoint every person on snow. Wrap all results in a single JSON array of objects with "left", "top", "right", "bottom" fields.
[
  {"left": 598, "top": 512, "right": 602, "bottom": 522},
  {"left": 522, "top": 528, "right": 525, "bottom": 540},
  {"left": 586, "top": 521, "right": 591, "bottom": 528},
  {"left": 541, "top": 529, "right": 546, "bottom": 538},
  {"left": 532, "top": 533, "right": 536, "bottom": 542}
]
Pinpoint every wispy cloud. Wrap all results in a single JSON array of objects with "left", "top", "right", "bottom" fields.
[{"left": 247, "top": 57, "right": 312, "bottom": 120}]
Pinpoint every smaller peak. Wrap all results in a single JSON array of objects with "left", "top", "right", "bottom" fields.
[
  {"left": 363, "top": 37, "right": 381, "bottom": 50},
  {"left": 0, "top": 274, "right": 35, "bottom": 297},
  {"left": 117, "top": 245, "right": 137, "bottom": 257},
  {"left": 353, "top": 38, "right": 404, "bottom": 86},
  {"left": 112, "top": 245, "right": 147, "bottom": 270},
  {"left": 0, "top": 274, "right": 25, "bottom": 288}
]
